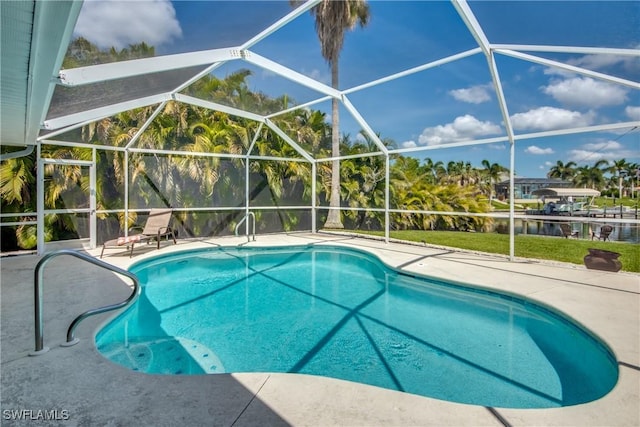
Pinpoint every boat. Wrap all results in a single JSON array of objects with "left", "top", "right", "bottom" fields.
[{"left": 528, "top": 188, "right": 600, "bottom": 216}]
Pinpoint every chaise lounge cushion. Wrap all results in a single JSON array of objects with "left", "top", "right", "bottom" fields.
[{"left": 100, "top": 209, "right": 176, "bottom": 258}]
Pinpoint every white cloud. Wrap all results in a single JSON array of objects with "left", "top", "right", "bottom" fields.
[
  {"left": 74, "top": 0, "right": 182, "bottom": 49},
  {"left": 626, "top": 106, "right": 640, "bottom": 121},
  {"left": 302, "top": 68, "right": 330, "bottom": 85},
  {"left": 568, "top": 51, "right": 640, "bottom": 72},
  {"left": 449, "top": 84, "right": 492, "bottom": 104},
  {"left": 416, "top": 115, "right": 502, "bottom": 146},
  {"left": 568, "top": 150, "right": 623, "bottom": 163},
  {"left": 542, "top": 67, "right": 574, "bottom": 78},
  {"left": 510, "top": 107, "right": 595, "bottom": 131},
  {"left": 543, "top": 50, "right": 640, "bottom": 76},
  {"left": 568, "top": 140, "right": 637, "bottom": 163},
  {"left": 542, "top": 77, "right": 628, "bottom": 108},
  {"left": 525, "top": 145, "right": 554, "bottom": 155},
  {"left": 401, "top": 140, "right": 417, "bottom": 148},
  {"left": 582, "top": 141, "right": 623, "bottom": 151}
]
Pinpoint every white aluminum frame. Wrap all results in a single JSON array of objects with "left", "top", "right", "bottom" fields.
[
  {"left": 37, "top": 157, "right": 96, "bottom": 252},
  {"left": 27, "top": 0, "right": 639, "bottom": 256}
]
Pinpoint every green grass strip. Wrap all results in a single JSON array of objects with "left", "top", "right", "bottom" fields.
[{"left": 351, "top": 229, "right": 640, "bottom": 273}]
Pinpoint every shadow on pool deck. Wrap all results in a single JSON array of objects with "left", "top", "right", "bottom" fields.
[{"left": 1, "top": 233, "right": 638, "bottom": 426}]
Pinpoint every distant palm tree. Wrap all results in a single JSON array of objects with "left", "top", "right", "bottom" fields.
[
  {"left": 481, "top": 159, "right": 508, "bottom": 201},
  {"left": 625, "top": 162, "right": 639, "bottom": 199},
  {"left": 609, "top": 158, "right": 628, "bottom": 198},
  {"left": 296, "top": 0, "right": 370, "bottom": 229},
  {"left": 547, "top": 160, "right": 577, "bottom": 181},
  {"left": 573, "top": 160, "right": 608, "bottom": 190},
  {"left": 423, "top": 157, "right": 445, "bottom": 184}
]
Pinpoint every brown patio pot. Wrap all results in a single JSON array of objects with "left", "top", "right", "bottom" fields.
[{"left": 584, "top": 248, "right": 622, "bottom": 272}]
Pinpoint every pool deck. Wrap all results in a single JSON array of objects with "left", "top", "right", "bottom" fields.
[{"left": 1, "top": 232, "right": 638, "bottom": 426}]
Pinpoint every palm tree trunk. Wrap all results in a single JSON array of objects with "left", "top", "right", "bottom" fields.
[
  {"left": 618, "top": 176, "right": 623, "bottom": 198},
  {"left": 324, "top": 59, "right": 343, "bottom": 228}
]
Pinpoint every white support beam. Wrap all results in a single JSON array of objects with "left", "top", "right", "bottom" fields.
[
  {"left": 388, "top": 121, "right": 640, "bottom": 152},
  {"left": 128, "top": 146, "right": 307, "bottom": 163},
  {"left": 318, "top": 151, "right": 386, "bottom": 163},
  {"left": 245, "top": 146, "right": 250, "bottom": 220},
  {"left": 58, "top": 48, "right": 241, "bottom": 86},
  {"left": 514, "top": 121, "right": 640, "bottom": 141},
  {"left": 249, "top": 155, "right": 309, "bottom": 163},
  {"left": 39, "top": 139, "right": 127, "bottom": 152},
  {"left": 27, "top": 1, "right": 83, "bottom": 146},
  {"left": 38, "top": 118, "right": 102, "bottom": 142},
  {"left": 495, "top": 49, "right": 640, "bottom": 89},
  {"left": 242, "top": 50, "right": 341, "bottom": 98},
  {"left": 90, "top": 149, "right": 97, "bottom": 249},
  {"left": 312, "top": 161, "right": 317, "bottom": 233},
  {"left": 344, "top": 48, "right": 482, "bottom": 95},
  {"left": 246, "top": 122, "right": 264, "bottom": 156},
  {"left": 42, "top": 93, "right": 172, "bottom": 130},
  {"left": 266, "top": 95, "right": 333, "bottom": 119},
  {"left": 390, "top": 135, "right": 509, "bottom": 156},
  {"left": 36, "top": 144, "right": 44, "bottom": 254},
  {"left": 385, "top": 155, "right": 390, "bottom": 244},
  {"left": 453, "top": 0, "right": 518, "bottom": 260},
  {"left": 491, "top": 44, "right": 640, "bottom": 57},
  {"left": 174, "top": 93, "right": 266, "bottom": 123},
  {"left": 128, "top": 147, "right": 246, "bottom": 160},
  {"left": 509, "top": 136, "right": 516, "bottom": 261},
  {"left": 124, "top": 151, "right": 129, "bottom": 236},
  {"left": 264, "top": 118, "right": 314, "bottom": 163},
  {"left": 487, "top": 54, "right": 516, "bottom": 142},
  {"left": 172, "top": 62, "right": 226, "bottom": 94},
  {"left": 486, "top": 52, "right": 517, "bottom": 261},
  {"left": 451, "top": 0, "right": 491, "bottom": 54},
  {"left": 125, "top": 101, "right": 168, "bottom": 150},
  {"left": 341, "top": 95, "right": 388, "bottom": 155},
  {"left": 241, "top": 0, "right": 321, "bottom": 49}
]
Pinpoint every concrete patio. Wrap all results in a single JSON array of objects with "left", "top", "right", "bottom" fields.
[{"left": 1, "top": 233, "right": 638, "bottom": 426}]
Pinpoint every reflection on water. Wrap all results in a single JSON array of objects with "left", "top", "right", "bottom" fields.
[{"left": 493, "top": 219, "right": 639, "bottom": 243}]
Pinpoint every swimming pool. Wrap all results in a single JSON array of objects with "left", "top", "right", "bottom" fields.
[{"left": 96, "top": 245, "right": 618, "bottom": 408}]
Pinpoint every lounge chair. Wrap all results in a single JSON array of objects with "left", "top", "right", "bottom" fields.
[
  {"left": 559, "top": 223, "right": 579, "bottom": 239},
  {"left": 100, "top": 208, "right": 176, "bottom": 258},
  {"left": 591, "top": 225, "right": 613, "bottom": 242}
]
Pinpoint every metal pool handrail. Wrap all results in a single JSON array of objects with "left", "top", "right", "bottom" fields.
[
  {"left": 234, "top": 211, "right": 256, "bottom": 242},
  {"left": 30, "top": 249, "right": 140, "bottom": 356}
]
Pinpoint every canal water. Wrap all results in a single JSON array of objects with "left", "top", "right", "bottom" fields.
[{"left": 493, "top": 219, "right": 640, "bottom": 244}]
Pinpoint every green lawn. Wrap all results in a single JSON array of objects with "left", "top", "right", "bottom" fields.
[
  {"left": 350, "top": 229, "right": 640, "bottom": 273},
  {"left": 594, "top": 196, "right": 639, "bottom": 208}
]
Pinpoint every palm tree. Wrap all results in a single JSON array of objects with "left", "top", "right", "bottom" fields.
[
  {"left": 0, "top": 154, "right": 34, "bottom": 207},
  {"left": 547, "top": 160, "right": 577, "bottom": 181},
  {"left": 609, "top": 159, "right": 628, "bottom": 198},
  {"left": 423, "top": 157, "right": 445, "bottom": 184},
  {"left": 625, "top": 162, "right": 639, "bottom": 199},
  {"left": 481, "top": 160, "right": 508, "bottom": 202},
  {"left": 573, "top": 160, "right": 608, "bottom": 190},
  {"left": 298, "top": 0, "right": 370, "bottom": 229}
]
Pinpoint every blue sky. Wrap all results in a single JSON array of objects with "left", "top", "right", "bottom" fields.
[{"left": 73, "top": 0, "right": 639, "bottom": 178}]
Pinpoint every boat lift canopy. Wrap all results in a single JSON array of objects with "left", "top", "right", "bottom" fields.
[{"left": 531, "top": 188, "right": 601, "bottom": 198}]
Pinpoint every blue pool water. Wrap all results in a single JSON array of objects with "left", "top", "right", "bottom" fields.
[{"left": 96, "top": 245, "right": 618, "bottom": 408}]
